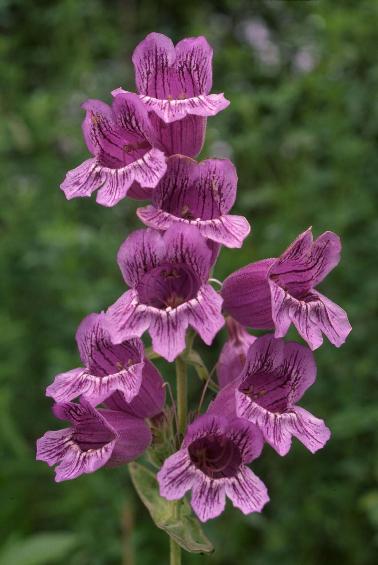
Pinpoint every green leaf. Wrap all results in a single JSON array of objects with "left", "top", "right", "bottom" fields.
[
  {"left": 129, "top": 462, "right": 213, "bottom": 554},
  {"left": 0, "top": 532, "right": 78, "bottom": 565}
]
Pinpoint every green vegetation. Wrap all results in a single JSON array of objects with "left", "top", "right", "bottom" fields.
[{"left": 1, "top": 1, "right": 377, "bottom": 563}]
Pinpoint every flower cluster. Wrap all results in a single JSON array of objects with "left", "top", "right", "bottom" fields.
[{"left": 37, "top": 32, "right": 351, "bottom": 531}]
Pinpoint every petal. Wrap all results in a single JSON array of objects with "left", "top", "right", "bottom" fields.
[
  {"left": 283, "top": 341, "right": 317, "bottom": 404},
  {"left": 95, "top": 148, "right": 167, "bottom": 208},
  {"left": 106, "top": 290, "right": 152, "bottom": 345},
  {"left": 185, "top": 284, "right": 224, "bottom": 345},
  {"left": 242, "top": 334, "right": 285, "bottom": 379},
  {"left": 112, "top": 91, "right": 155, "bottom": 143},
  {"left": 222, "top": 259, "right": 275, "bottom": 329},
  {"left": 157, "top": 449, "right": 197, "bottom": 500},
  {"left": 163, "top": 224, "right": 214, "bottom": 282},
  {"left": 81, "top": 99, "right": 125, "bottom": 161},
  {"left": 99, "top": 410, "right": 152, "bottom": 465},
  {"left": 191, "top": 475, "right": 226, "bottom": 522},
  {"left": 217, "top": 320, "right": 256, "bottom": 388},
  {"left": 39, "top": 400, "right": 117, "bottom": 482},
  {"left": 270, "top": 283, "right": 352, "bottom": 349},
  {"left": 235, "top": 394, "right": 293, "bottom": 456},
  {"left": 183, "top": 413, "right": 228, "bottom": 448},
  {"left": 226, "top": 465, "right": 269, "bottom": 514},
  {"left": 175, "top": 36, "right": 213, "bottom": 96},
  {"left": 138, "top": 207, "right": 250, "bottom": 248},
  {"left": 75, "top": 312, "right": 144, "bottom": 374},
  {"left": 225, "top": 466, "right": 269, "bottom": 514},
  {"left": 105, "top": 359, "right": 165, "bottom": 419},
  {"left": 148, "top": 306, "right": 189, "bottom": 362},
  {"left": 225, "top": 418, "right": 264, "bottom": 463},
  {"left": 36, "top": 428, "right": 73, "bottom": 467},
  {"left": 132, "top": 32, "right": 177, "bottom": 98},
  {"left": 269, "top": 229, "right": 341, "bottom": 295},
  {"left": 237, "top": 338, "right": 316, "bottom": 414},
  {"left": 139, "top": 93, "right": 229, "bottom": 122},
  {"left": 151, "top": 113, "right": 206, "bottom": 158},
  {"left": 117, "top": 230, "right": 165, "bottom": 287},
  {"left": 289, "top": 406, "right": 331, "bottom": 453},
  {"left": 54, "top": 439, "right": 115, "bottom": 482},
  {"left": 153, "top": 156, "right": 238, "bottom": 218},
  {"left": 60, "top": 158, "right": 104, "bottom": 201}
]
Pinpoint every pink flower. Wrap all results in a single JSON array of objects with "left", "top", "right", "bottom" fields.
[
  {"left": 106, "top": 224, "right": 224, "bottom": 361},
  {"left": 222, "top": 228, "right": 352, "bottom": 350},
  {"left": 157, "top": 414, "right": 268, "bottom": 522},
  {"left": 217, "top": 317, "right": 256, "bottom": 388},
  {"left": 61, "top": 93, "right": 167, "bottom": 206},
  {"left": 137, "top": 155, "right": 250, "bottom": 247}
]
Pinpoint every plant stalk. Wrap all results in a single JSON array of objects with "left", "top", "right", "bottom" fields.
[
  {"left": 175, "top": 356, "right": 187, "bottom": 436},
  {"left": 170, "top": 536, "right": 182, "bottom": 565}
]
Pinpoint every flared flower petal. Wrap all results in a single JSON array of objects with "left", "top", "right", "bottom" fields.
[
  {"left": 137, "top": 156, "right": 249, "bottom": 247},
  {"left": 137, "top": 93, "right": 229, "bottom": 123},
  {"left": 289, "top": 406, "right": 331, "bottom": 453},
  {"left": 225, "top": 466, "right": 269, "bottom": 514},
  {"left": 185, "top": 284, "right": 224, "bottom": 347},
  {"left": 157, "top": 449, "right": 197, "bottom": 500},
  {"left": 270, "top": 284, "right": 352, "bottom": 350},
  {"left": 217, "top": 318, "right": 256, "bottom": 388},
  {"left": 222, "top": 259, "right": 275, "bottom": 328},
  {"left": 190, "top": 475, "right": 226, "bottom": 522}
]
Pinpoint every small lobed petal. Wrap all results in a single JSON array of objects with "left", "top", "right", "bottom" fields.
[
  {"left": 157, "top": 449, "right": 197, "bottom": 500},
  {"left": 190, "top": 474, "right": 226, "bottom": 522},
  {"left": 225, "top": 466, "right": 269, "bottom": 515}
]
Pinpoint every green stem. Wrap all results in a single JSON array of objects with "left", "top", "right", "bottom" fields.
[
  {"left": 175, "top": 356, "right": 187, "bottom": 436},
  {"left": 170, "top": 536, "right": 181, "bottom": 565}
]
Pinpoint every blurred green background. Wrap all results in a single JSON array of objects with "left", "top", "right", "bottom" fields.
[{"left": 1, "top": 0, "right": 377, "bottom": 563}]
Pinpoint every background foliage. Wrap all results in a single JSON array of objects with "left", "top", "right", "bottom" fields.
[{"left": 1, "top": 0, "right": 377, "bottom": 563}]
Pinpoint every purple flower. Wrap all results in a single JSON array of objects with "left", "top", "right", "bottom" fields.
[
  {"left": 113, "top": 33, "right": 229, "bottom": 158},
  {"left": 222, "top": 228, "right": 352, "bottom": 350},
  {"left": 46, "top": 312, "right": 146, "bottom": 405},
  {"left": 157, "top": 414, "right": 269, "bottom": 522},
  {"left": 217, "top": 317, "right": 256, "bottom": 388},
  {"left": 212, "top": 334, "right": 331, "bottom": 456},
  {"left": 235, "top": 334, "right": 331, "bottom": 455},
  {"left": 137, "top": 155, "right": 250, "bottom": 248},
  {"left": 132, "top": 33, "right": 229, "bottom": 123},
  {"left": 36, "top": 399, "right": 152, "bottom": 482},
  {"left": 106, "top": 224, "right": 224, "bottom": 361},
  {"left": 60, "top": 93, "right": 167, "bottom": 207}
]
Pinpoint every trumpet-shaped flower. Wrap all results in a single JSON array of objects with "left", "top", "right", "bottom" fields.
[
  {"left": 106, "top": 224, "right": 224, "bottom": 361},
  {"left": 157, "top": 414, "right": 269, "bottom": 522},
  {"left": 36, "top": 399, "right": 152, "bottom": 482},
  {"left": 61, "top": 93, "right": 166, "bottom": 206},
  {"left": 137, "top": 156, "right": 250, "bottom": 247},
  {"left": 222, "top": 228, "right": 351, "bottom": 350},
  {"left": 46, "top": 312, "right": 146, "bottom": 405}
]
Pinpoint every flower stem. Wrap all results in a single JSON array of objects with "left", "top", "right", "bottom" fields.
[
  {"left": 175, "top": 356, "right": 187, "bottom": 437},
  {"left": 170, "top": 536, "right": 181, "bottom": 565}
]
